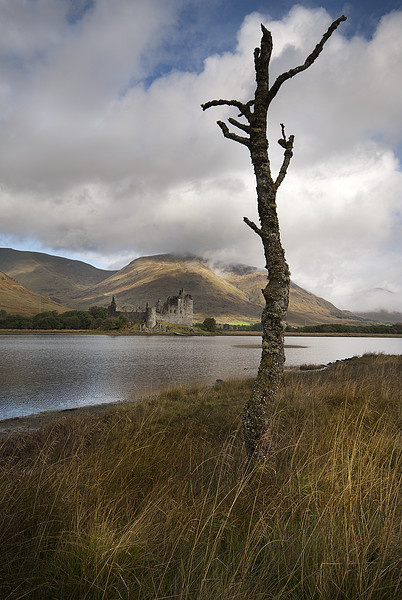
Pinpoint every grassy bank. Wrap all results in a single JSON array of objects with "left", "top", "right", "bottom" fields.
[{"left": 0, "top": 355, "right": 400, "bottom": 599}]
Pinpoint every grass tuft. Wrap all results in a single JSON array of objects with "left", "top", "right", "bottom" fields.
[{"left": 0, "top": 354, "right": 400, "bottom": 599}]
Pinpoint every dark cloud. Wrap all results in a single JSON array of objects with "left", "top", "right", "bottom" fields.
[{"left": 0, "top": 1, "right": 401, "bottom": 312}]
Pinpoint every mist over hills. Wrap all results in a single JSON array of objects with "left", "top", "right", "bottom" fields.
[
  {"left": 75, "top": 253, "right": 264, "bottom": 323},
  {"left": 72, "top": 253, "right": 363, "bottom": 325},
  {"left": 356, "top": 310, "right": 402, "bottom": 325},
  {"left": 0, "top": 248, "right": 367, "bottom": 326}
]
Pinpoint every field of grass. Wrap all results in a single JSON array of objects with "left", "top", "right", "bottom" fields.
[{"left": 0, "top": 354, "right": 400, "bottom": 599}]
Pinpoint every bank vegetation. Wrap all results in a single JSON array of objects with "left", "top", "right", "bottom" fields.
[{"left": 0, "top": 354, "right": 400, "bottom": 599}]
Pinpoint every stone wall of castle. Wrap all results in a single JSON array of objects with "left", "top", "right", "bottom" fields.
[
  {"left": 159, "top": 289, "right": 193, "bottom": 326},
  {"left": 108, "top": 289, "right": 193, "bottom": 328}
]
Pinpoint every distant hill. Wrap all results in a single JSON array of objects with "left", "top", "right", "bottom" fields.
[
  {"left": 75, "top": 254, "right": 361, "bottom": 326},
  {"left": 0, "top": 271, "right": 70, "bottom": 316},
  {"left": 219, "top": 262, "right": 360, "bottom": 326},
  {"left": 0, "top": 248, "right": 115, "bottom": 305},
  {"left": 356, "top": 310, "right": 402, "bottom": 324},
  {"left": 74, "top": 254, "right": 262, "bottom": 322},
  {"left": 0, "top": 249, "right": 364, "bottom": 326}
]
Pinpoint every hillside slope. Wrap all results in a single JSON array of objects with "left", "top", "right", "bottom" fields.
[
  {"left": 0, "top": 250, "right": 362, "bottom": 326},
  {"left": 221, "top": 263, "right": 358, "bottom": 326},
  {"left": 77, "top": 254, "right": 360, "bottom": 326},
  {"left": 75, "top": 254, "right": 263, "bottom": 322},
  {"left": 0, "top": 271, "right": 70, "bottom": 316},
  {"left": 356, "top": 310, "right": 402, "bottom": 324},
  {"left": 0, "top": 248, "right": 114, "bottom": 305}
]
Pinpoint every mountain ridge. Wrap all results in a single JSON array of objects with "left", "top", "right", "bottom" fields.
[
  {"left": 0, "top": 248, "right": 365, "bottom": 326},
  {"left": 0, "top": 248, "right": 115, "bottom": 305}
]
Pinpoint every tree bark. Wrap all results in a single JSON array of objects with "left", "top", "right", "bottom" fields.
[{"left": 202, "top": 15, "right": 346, "bottom": 461}]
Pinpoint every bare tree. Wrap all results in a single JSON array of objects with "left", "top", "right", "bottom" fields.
[{"left": 202, "top": 15, "right": 346, "bottom": 462}]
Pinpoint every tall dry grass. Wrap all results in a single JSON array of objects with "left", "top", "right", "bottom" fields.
[{"left": 0, "top": 354, "right": 400, "bottom": 599}]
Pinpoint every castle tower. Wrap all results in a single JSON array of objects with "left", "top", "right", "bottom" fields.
[
  {"left": 161, "top": 289, "right": 193, "bottom": 325},
  {"left": 108, "top": 296, "right": 117, "bottom": 317},
  {"left": 155, "top": 298, "right": 163, "bottom": 314},
  {"left": 145, "top": 303, "right": 157, "bottom": 329}
]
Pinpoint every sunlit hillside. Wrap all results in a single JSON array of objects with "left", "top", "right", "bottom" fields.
[
  {"left": 224, "top": 266, "right": 358, "bottom": 326},
  {"left": 0, "top": 249, "right": 364, "bottom": 326},
  {"left": 75, "top": 254, "right": 263, "bottom": 323},
  {"left": 0, "top": 271, "right": 70, "bottom": 316},
  {"left": 76, "top": 254, "right": 362, "bottom": 326}
]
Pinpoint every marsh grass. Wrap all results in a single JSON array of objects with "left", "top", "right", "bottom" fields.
[{"left": 0, "top": 354, "right": 400, "bottom": 599}]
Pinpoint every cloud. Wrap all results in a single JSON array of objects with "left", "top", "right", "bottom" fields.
[
  {"left": 279, "top": 145, "right": 402, "bottom": 309},
  {"left": 0, "top": 2, "right": 401, "bottom": 312}
]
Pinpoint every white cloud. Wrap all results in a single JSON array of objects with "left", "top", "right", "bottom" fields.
[
  {"left": 0, "top": 2, "right": 401, "bottom": 312},
  {"left": 279, "top": 146, "right": 402, "bottom": 310}
]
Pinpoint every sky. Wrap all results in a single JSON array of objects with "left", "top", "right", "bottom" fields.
[{"left": 0, "top": 0, "right": 401, "bottom": 314}]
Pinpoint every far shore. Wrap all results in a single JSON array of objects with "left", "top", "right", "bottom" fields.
[{"left": 0, "top": 328, "right": 401, "bottom": 338}]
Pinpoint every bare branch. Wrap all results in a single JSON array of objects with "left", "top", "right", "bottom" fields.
[
  {"left": 228, "top": 117, "right": 250, "bottom": 134},
  {"left": 277, "top": 123, "right": 288, "bottom": 148},
  {"left": 217, "top": 121, "right": 250, "bottom": 147},
  {"left": 275, "top": 133, "right": 294, "bottom": 189},
  {"left": 254, "top": 24, "right": 273, "bottom": 102},
  {"left": 243, "top": 216, "right": 262, "bottom": 237},
  {"left": 201, "top": 99, "right": 252, "bottom": 120},
  {"left": 268, "top": 15, "right": 346, "bottom": 103}
]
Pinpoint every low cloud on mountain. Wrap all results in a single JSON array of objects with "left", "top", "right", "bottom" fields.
[{"left": 0, "top": 1, "right": 401, "bottom": 312}]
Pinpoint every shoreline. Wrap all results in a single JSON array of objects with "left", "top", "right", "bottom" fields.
[
  {"left": 0, "top": 364, "right": 321, "bottom": 437},
  {"left": 0, "top": 398, "right": 140, "bottom": 438},
  {"left": 0, "top": 329, "right": 401, "bottom": 338},
  {"left": 0, "top": 356, "right": 377, "bottom": 438}
]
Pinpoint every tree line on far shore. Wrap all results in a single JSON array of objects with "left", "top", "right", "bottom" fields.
[
  {"left": 0, "top": 309, "right": 400, "bottom": 334},
  {"left": 226, "top": 321, "right": 402, "bottom": 335},
  {"left": 0, "top": 309, "right": 218, "bottom": 333},
  {"left": 0, "top": 307, "right": 127, "bottom": 330}
]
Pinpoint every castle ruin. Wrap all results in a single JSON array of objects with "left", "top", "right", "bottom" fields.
[{"left": 107, "top": 288, "right": 193, "bottom": 329}]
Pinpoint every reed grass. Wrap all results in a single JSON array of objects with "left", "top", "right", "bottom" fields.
[{"left": 0, "top": 354, "right": 400, "bottom": 599}]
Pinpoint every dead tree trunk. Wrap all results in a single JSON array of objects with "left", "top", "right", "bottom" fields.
[{"left": 202, "top": 15, "right": 346, "bottom": 462}]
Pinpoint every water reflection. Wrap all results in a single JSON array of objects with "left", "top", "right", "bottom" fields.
[{"left": 0, "top": 334, "right": 401, "bottom": 420}]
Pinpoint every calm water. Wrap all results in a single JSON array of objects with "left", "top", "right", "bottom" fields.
[{"left": 0, "top": 334, "right": 401, "bottom": 421}]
